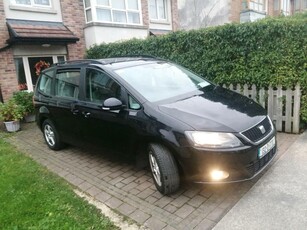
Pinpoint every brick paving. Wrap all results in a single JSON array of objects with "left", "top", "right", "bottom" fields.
[{"left": 6, "top": 123, "right": 298, "bottom": 230}]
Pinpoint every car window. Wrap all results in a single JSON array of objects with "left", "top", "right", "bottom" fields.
[
  {"left": 129, "top": 95, "right": 141, "bottom": 110},
  {"left": 55, "top": 69, "right": 80, "bottom": 99},
  {"left": 115, "top": 62, "right": 211, "bottom": 102},
  {"left": 38, "top": 69, "right": 54, "bottom": 96},
  {"left": 85, "top": 68, "right": 121, "bottom": 103}
]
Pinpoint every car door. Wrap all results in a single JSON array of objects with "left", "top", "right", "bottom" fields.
[
  {"left": 76, "top": 67, "right": 133, "bottom": 152},
  {"left": 48, "top": 68, "right": 83, "bottom": 144}
]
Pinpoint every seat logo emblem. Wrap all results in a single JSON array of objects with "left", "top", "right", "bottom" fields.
[{"left": 258, "top": 125, "right": 266, "bottom": 134}]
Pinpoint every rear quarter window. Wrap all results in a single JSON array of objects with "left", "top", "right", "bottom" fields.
[{"left": 37, "top": 69, "right": 54, "bottom": 96}]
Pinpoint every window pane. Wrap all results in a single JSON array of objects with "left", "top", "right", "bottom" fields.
[
  {"left": 84, "top": 0, "right": 91, "bottom": 8},
  {"left": 85, "top": 69, "right": 120, "bottom": 102},
  {"left": 15, "top": 0, "right": 31, "bottom": 5},
  {"left": 96, "top": 0, "right": 109, "bottom": 6},
  {"left": 157, "top": 0, "right": 166, "bottom": 19},
  {"left": 97, "top": 8, "right": 112, "bottom": 21},
  {"left": 29, "top": 57, "right": 53, "bottom": 87},
  {"left": 274, "top": 0, "right": 279, "bottom": 10},
  {"left": 55, "top": 70, "right": 80, "bottom": 99},
  {"left": 128, "top": 12, "right": 140, "bottom": 24},
  {"left": 304, "top": 0, "right": 307, "bottom": 8},
  {"left": 34, "top": 0, "right": 50, "bottom": 6},
  {"left": 127, "top": 0, "right": 138, "bottom": 10},
  {"left": 113, "top": 10, "right": 127, "bottom": 23},
  {"left": 14, "top": 58, "right": 28, "bottom": 91},
  {"left": 57, "top": 56, "right": 65, "bottom": 63},
  {"left": 86, "top": 9, "right": 93, "bottom": 22},
  {"left": 38, "top": 70, "right": 53, "bottom": 96},
  {"left": 149, "top": 0, "right": 158, "bottom": 19},
  {"left": 111, "top": 0, "right": 125, "bottom": 9}
]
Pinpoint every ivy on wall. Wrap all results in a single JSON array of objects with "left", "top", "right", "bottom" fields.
[{"left": 87, "top": 13, "right": 307, "bottom": 122}]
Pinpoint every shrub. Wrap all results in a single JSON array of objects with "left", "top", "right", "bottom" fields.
[
  {"left": 12, "top": 91, "right": 35, "bottom": 115},
  {"left": 86, "top": 13, "right": 307, "bottom": 122},
  {"left": 0, "top": 99, "right": 25, "bottom": 121}
]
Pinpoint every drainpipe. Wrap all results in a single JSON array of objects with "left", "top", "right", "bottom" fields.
[{"left": 0, "top": 84, "right": 3, "bottom": 103}]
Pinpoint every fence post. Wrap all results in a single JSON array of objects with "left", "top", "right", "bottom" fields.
[{"left": 293, "top": 84, "right": 301, "bottom": 133}]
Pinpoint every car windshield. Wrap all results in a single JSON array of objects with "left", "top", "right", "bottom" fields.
[{"left": 115, "top": 62, "right": 211, "bottom": 102}]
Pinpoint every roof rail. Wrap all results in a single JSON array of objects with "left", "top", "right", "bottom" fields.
[
  {"left": 52, "top": 59, "right": 102, "bottom": 67},
  {"left": 112, "top": 54, "right": 157, "bottom": 59}
]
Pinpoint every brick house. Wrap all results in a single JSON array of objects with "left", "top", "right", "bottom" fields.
[
  {"left": 178, "top": 0, "right": 307, "bottom": 29},
  {"left": 0, "top": 0, "right": 178, "bottom": 101}
]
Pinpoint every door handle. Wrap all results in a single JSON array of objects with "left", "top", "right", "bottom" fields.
[
  {"left": 82, "top": 112, "right": 91, "bottom": 118},
  {"left": 72, "top": 109, "right": 79, "bottom": 115}
]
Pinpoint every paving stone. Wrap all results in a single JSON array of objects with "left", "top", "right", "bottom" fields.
[
  {"left": 105, "top": 197, "right": 123, "bottom": 209},
  {"left": 86, "top": 186, "right": 101, "bottom": 197},
  {"left": 194, "top": 218, "right": 216, "bottom": 230},
  {"left": 174, "top": 204, "right": 195, "bottom": 219},
  {"left": 130, "top": 209, "right": 151, "bottom": 224},
  {"left": 206, "top": 207, "right": 227, "bottom": 222},
  {"left": 138, "top": 188, "right": 155, "bottom": 200},
  {"left": 145, "top": 217, "right": 167, "bottom": 230},
  {"left": 171, "top": 195, "right": 190, "bottom": 208},
  {"left": 95, "top": 191, "right": 112, "bottom": 203},
  {"left": 188, "top": 194, "right": 207, "bottom": 208},
  {"left": 154, "top": 196, "right": 173, "bottom": 209},
  {"left": 117, "top": 203, "right": 137, "bottom": 216}
]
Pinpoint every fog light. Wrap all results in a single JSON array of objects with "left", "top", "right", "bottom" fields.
[{"left": 210, "top": 170, "right": 229, "bottom": 181}]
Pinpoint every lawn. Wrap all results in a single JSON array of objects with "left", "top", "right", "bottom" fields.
[{"left": 0, "top": 137, "right": 118, "bottom": 230}]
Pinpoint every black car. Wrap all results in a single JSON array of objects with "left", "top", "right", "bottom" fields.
[{"left": 34, "top": 57, "right": 276, "bottom": 195}]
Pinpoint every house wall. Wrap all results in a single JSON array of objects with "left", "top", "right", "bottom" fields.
[
  {"left": 0, "top": 1, "right": 18, "bottom": 102},
  {"left": 60, "top": 0, "right": 86, "bottom": 60}
]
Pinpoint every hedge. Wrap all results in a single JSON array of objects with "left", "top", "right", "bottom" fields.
[{"left": 86, "top": 13, "right": 307, "bottom": 123}]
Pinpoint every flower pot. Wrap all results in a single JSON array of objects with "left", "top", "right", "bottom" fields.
[
  {"left": 4, "top": 121, "right": 20, "bottom": 132},
  {"left": 24, "top": 114, "right": 36, "bottom": 123}
]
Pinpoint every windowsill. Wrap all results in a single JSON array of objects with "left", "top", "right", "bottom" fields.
[
  {"left": 9, "top": 5, "right": 57, "bottom": 14},
  {"left": 85, "top": 21, "right": 147, "bottom": 30},
  {"left": 240, "top": 9, "right": 266, "bottom": 15},
  {"left": 149, "top": 20, "right": 171, "bottom": 25}
]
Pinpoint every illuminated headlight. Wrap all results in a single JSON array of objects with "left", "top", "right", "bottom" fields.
[
  {"left": 211, "top": 170, "right": 229, "bottom": 181},
  {"left": 185, "top": 131, "right": 243, "bottom": 148}
]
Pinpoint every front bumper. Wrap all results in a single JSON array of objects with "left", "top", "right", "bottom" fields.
[{"left": 177, "top": 132, "right": 277, "bottom": 183}]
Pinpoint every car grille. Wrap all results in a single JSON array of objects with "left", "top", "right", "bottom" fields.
[
  {"left": 246, "top": 147, "right": 276, "bottom": 175},
  {"left": 241, "top": 117, "right": 272, "bottom": 143}
]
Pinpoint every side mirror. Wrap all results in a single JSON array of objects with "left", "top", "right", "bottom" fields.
[{"left": 102, "top": 97, "right": 123, "bottom": 111}]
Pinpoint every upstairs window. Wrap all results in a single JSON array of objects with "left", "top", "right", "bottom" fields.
[
  {"left": 84, "top": 0, "right": 141, "bottom": 25},
  {"left": 149, "top": 0, "right": 167, "bottom": 21},
  {"left": 12, "top": 0, "right": 52, "bottom": 7},
  {"left": 242, "top": 0, "right": 266, "bottom": 12}
]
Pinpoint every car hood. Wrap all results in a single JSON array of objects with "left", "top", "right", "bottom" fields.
[{"left": 158, "top": 86, "right": 267, "bottom": 132}]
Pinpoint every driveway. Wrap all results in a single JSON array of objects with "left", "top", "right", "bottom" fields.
[{"left": 7, "top": 123, "right": 298, "bottom": 230}]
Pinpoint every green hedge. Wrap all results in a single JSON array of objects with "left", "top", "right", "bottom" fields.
[{"left": 87, "top": 13, "right": 307, "bottom": 122}]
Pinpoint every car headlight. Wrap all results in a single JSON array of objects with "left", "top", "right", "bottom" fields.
[{"left": 185, "top": 131, "right": 243, "bottom": 148}]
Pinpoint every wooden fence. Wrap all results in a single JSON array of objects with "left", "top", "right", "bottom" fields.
[{"left": 222, "top": 84, "right": 301, "bottom": 133}]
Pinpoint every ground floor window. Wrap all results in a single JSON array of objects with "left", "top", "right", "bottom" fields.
[{"left": 14, "top": 55, "right": 65, "bottom": 92}]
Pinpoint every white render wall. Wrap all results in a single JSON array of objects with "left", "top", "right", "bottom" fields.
[
  {"left": 3, "top": 0, "right": 63, "bottom": 22},
  {"left": 84, "top": 25, "right": 148, "bottom": 48}
]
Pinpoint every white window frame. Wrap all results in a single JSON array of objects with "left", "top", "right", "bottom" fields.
[
  {"left": 248, "top": 0, "right": 266, "bottom": 12},
  {"left": 83, "top": 0, "right": 142, "bottom": 25},
  {"left": 16, "top": 55, "right": 65, "bottom": 92},
  {"left": 149, "top": 0, "right": 168, "bottom": 22},
  {"left": 11, "top": 0, "right": 52, "bottom": 8}
]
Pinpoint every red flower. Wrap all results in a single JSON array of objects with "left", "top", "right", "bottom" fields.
[{"left": 35, "top": 60, "right": 50, "bottom": 76}]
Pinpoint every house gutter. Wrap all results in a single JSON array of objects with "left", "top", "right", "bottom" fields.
[{"left": 0, "top": 44, "right": 11, "bottom": 52}]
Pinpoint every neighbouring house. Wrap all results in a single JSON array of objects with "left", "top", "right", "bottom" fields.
[
  {"left": 178, "top": 0, "right": 307, "bottom": 29},
  {"left": 0, "top": 0, "right": 179, "bottom": 101}
]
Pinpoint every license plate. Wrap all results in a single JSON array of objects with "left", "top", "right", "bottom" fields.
[{"left": 258, "top": 137, "right": 276, "bottom": 159}]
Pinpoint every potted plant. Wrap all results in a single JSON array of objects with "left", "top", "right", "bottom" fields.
[
  {"left": 0, "top": 99, "right": 25, "bottom": 132},
  {"left": 13, "top": 91, "right": 35, "bottom": 122}
]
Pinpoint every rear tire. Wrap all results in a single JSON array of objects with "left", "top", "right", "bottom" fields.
[
  {"left": 42, "top": 119, "right": 64, "bottom": 151},
  {"left": 148, "top": 143, "right": 180, "bottom": 195}
]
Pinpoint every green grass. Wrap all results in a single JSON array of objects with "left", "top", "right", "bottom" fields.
[{"left": 0, "top": 138, "right": 118, "bottom": 230}]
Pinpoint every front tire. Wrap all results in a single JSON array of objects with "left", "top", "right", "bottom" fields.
[
  {"left": 42, "top": 119, "right": 64, "bottom": 151},
  {"left": 148, "top": 143, "right": 180, "bottom": 195}
]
